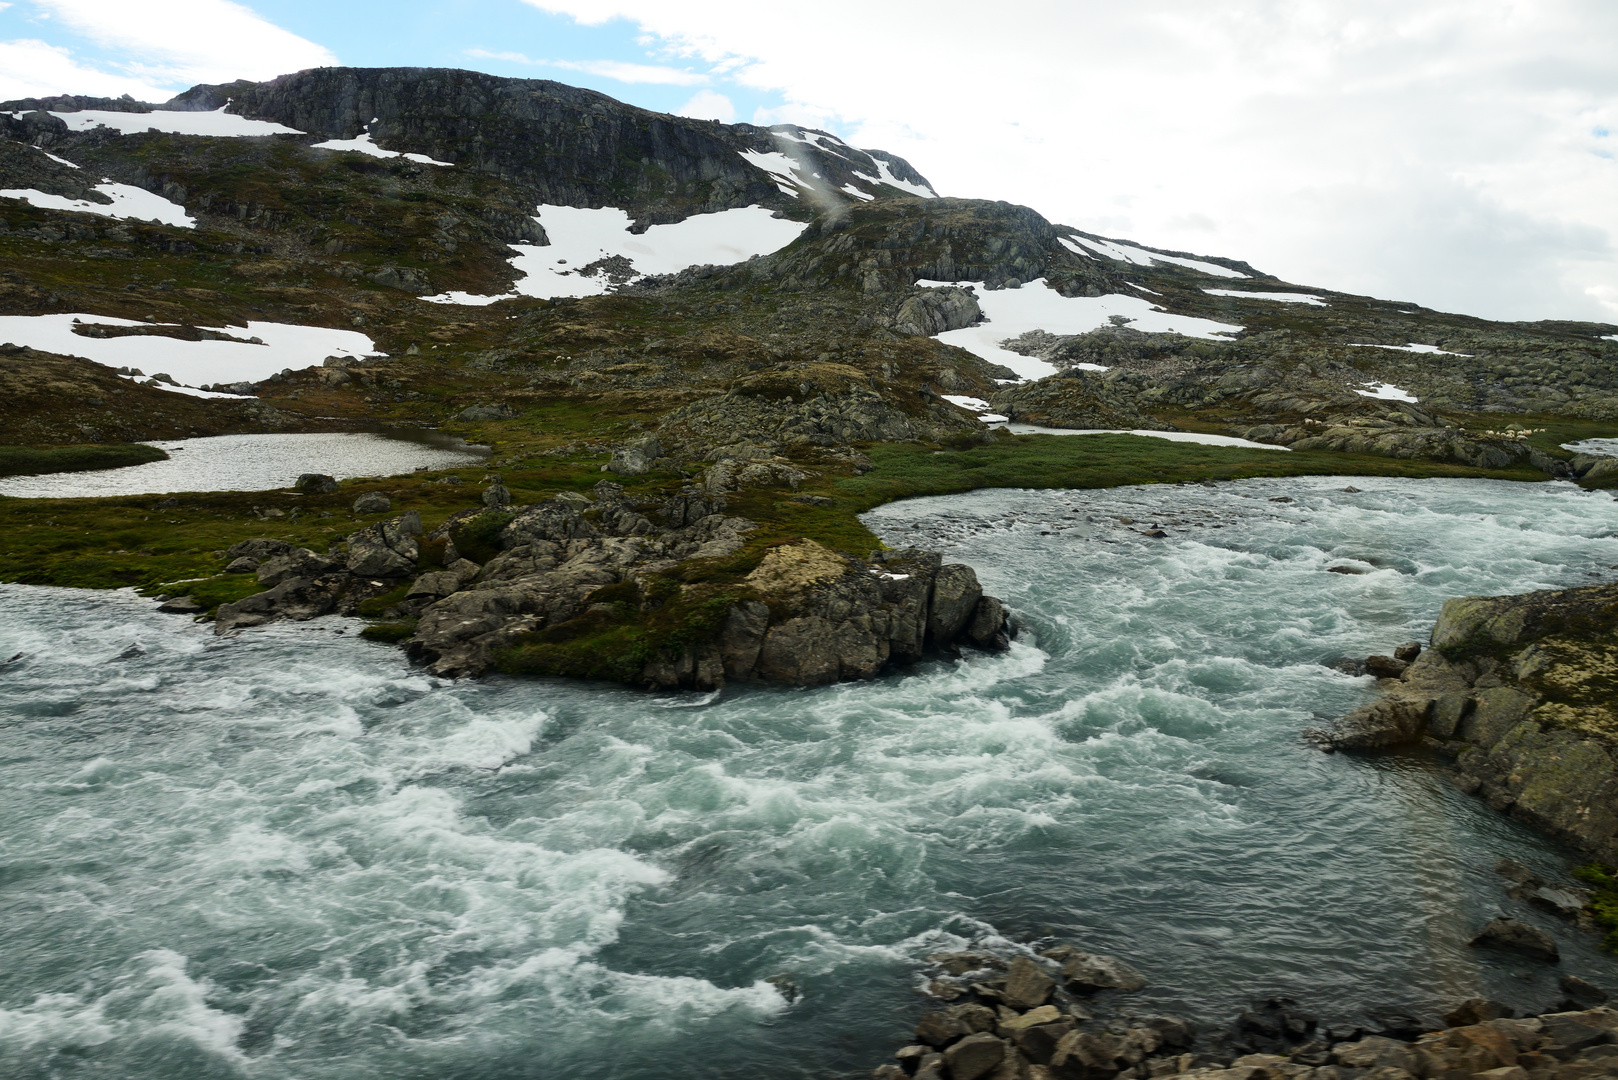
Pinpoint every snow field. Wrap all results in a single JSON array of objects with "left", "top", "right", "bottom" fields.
[
  {"left": 917, "top": 278, "right": 1244, "bottom": 380},
  {"left": 1204, "top": 288, "right": 1325, "bottom": 305},
  {"left": 990, "top": 423, "right": 1290, "bottom": 450},
  {"left": 1354, "top": 383, "right": 1419, "bottom": 403},
  {"left": 422, "top": 204, "right": 808, "bottom": 305},
  {"left": 0, "top": 313, "right": 381, "bottom": 390},
  {"left": 1059, "top": 235, "right": 1247, "bottom": 278},
  {"left": 44, "top": 108, "right": 304, "bottom": 137},
  {"left": 1347, "top": 342, "right": 1470, "bottom": 356},
  {"left": 0, "top": 184, "right": 194, "bottom": 228},
  {"left": 310, "top": 132, "right": 452, "bottom": 167}
]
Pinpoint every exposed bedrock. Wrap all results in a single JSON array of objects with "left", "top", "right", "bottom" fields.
[
  {"left": 203, "top": 482, "right": 1011, "bottom": 690},
  {"left": 1314, "top": 584, "right": 1618, "bottom": 863}
]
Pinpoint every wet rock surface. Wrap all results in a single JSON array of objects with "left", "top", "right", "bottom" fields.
[{"left": 1313, "top": 584, "right": 1618, "bottom": 863}]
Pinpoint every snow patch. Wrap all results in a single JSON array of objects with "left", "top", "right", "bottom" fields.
[
  {"left": 1346, "top": 342, "right": 1471, "bottom": 356},
  {"left": 1126, "top": 282, "right": 1160, "bottom": 295},
  {"left": 48, "top": 107, "right": 303, "bottom": 137},
  {"left": 1354, "top": 382, "right": 1419, "bottom": 403},
  {"left": 36, "top": 148, "right": 79, "bottom": 169},
  {"left": 992, "top": 424, "right": 1289, "bottom": 450},
  {"left": 917, "top": 278, "right": 1243, "bottom": 381},
  {"left": 739, "top": 149, "right": 806, "bottom": 197},
  {"left": 0, "top": 313, "right": 381, "bottom": 387},
  {"left": 422, "top": 204, "right": 808, "bottom": 305},
  {"left": 941, "top": 395, "right": 993, "bottom": 412},
  {"left": 311, "top": 132, "right": 451, "bottom": 167},
  {"left": 1064, "top": 235, "right": 1247, "bottom": 278},
  {"left": 1204, "top": 288, "right": 1325, "bottom": 305},
  {"left": 852, "top": 156, "right": 937, "bottom": 198},
  {"left": 0, "top": 183, "right": 193, "bottom": 227},
  {"left": 1601, "top": 335, "right": 1618, "bottom": 343}
]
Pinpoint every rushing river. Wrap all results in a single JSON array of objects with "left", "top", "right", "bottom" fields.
[{"left": 1, "top": 476, "right": 1616, "bottom": 1080}]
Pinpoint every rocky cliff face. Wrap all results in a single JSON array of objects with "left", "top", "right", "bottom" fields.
[{"left": 1318, "top": 583, "right": 1618, "bottom": 863}]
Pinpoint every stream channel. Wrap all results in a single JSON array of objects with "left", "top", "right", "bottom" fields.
[{"left": 1, "top": 475, "right": 1615, "bottom": 1079}]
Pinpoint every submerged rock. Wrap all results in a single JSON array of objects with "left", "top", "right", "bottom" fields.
[{"left": 1469, "top": 916, "right": 1560, "bottom": 962}]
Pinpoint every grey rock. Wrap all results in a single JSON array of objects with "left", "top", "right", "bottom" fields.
[
  {"left": 1443, "top": 998, "right": 1514, "bottom": 1026},
  {"left": 915, "top": 1010, "right": 968, "bottom": 1046},
  {"left": 1321, "top": 692, "right": 1434, "bottom": 750},
  {"left": 256, "top": 547, "right": 339, "bottom": 587},
  {"left": 1394, "top": 641, "right": 1423, "bottom": 663},
  {"left": 156, "top": 596, "right": 201, "bottom": 614},
  {"left": 1364, "top": 654, "right": 1409, "bottom": 679},
  {"left": 215, "top": 576, "right": 341, "bottom": 633},
  {"left": 345, "top": 512, "right": 422, "bottom": 578},
  {"left": 295, "top": 472, "right": 339, "bottom": 494},
  {"left": 966, "top": 595, "right": 1012, "bottom": 650},
  {"left": 943, "top": 1033, "right": 1006, "bottom": 1080},
  {"left": 482, "top": 483, "right": 512, "bottom": 508},
  {"left": 225, "top": 537, "right": 294, "bottom": 561},
  {"left": 1560, "top": 975, "right": 1609, "bottom": 1007},
  {"left": 224, "top": 556, "right": 260, "bottom": 573},
  {"left": 608, "top": 435, "right": 662, "bottom": 476},
  {"left": 1469, "top": 917, "right": 1560, "bottom": 962},
  {"left": 353, "top": 491, "right": 391, "bottom": 514},
  {"left": 457, "top": 403, "right": 516, "bottom": 421},
  {"left": 1332, "top": 1036, "right": 1419, "bottom": 1073},
  {"left": 928, "top": 563, "right": 983, "bottom": 646},
  {"left": 1001, "top": 955, "right": 1055, "bottom": 1011},
  {"left": 894, "top": 286, "right": 981, "bottom": 336},
  {"left": 1060, "top": 952, "right": 1148, "bottom": 994}
]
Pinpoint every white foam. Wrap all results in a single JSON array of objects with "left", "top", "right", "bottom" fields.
[
  {"left": 1346, "top": 343, "right": 1470, "bottom": 356},
  {"left": 1353, "top": 382, "right": 1420, "bottom": 403},
  {"left": 1063, "top": 235, "right": 1248, "bottom": 278},
  {"left": 918, "top": 278, "right": 1243, "bottom": 380},
  {"left": 311, "top": 131, "right": 452, "bottom": 167},
  {"left": 0, "top": 313, "right": 381, "bottom": 386},
  {"left": 423, "top": 204, "right": 807, "bottom": 304},
  {"left": 1564, "top": 438, "right": 1618, "bottom": 458},
  {"left": 1204, "top": 288, "right": 1325, "bottom": 306},
  {"left": 992, "top": 424, "right": 1289, "bottom": 450},
  {"left": 48, "top": 107, "right": 303, "bottom": 137},
  {"left": 0, "top": 183, "right": 194, "bottom": 227}
]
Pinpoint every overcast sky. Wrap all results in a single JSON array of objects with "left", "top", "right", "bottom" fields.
[{"left": 3, "top": 0, "right": 1616, "bottom": 325}]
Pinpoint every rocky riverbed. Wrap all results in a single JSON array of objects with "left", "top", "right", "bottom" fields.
[{"left": 872, "top": 941, "right": 1618, "bottom": 1080}]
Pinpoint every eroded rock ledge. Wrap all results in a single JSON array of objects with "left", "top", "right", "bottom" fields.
[
  {"left": 203, "top": 480, "right": 1011, "bottom": 689},
  {"left": 1314, "top": 584, "right": 1618, "bottom": 864}
]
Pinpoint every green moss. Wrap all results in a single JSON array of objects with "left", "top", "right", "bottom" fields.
[
  {"left": 142, "top": 573, "right": 265, "bottom": 615},
  {"left": 357, "top": 585, "right": 411, "bottom": 618},
  {"left": 1573, "top": 864, "right": 1618, "bottom": 952},
  {"left": 361, "top": 621, "right": 417, "bottom": 643},
  {"left": 450, "top": 510, "right": 516, "bottom": 564},
  {"left": 0, "top": 444, "right": 168, "bottom": 478}
]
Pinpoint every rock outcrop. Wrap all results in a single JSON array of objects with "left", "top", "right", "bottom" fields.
[
  {"left": 201, "top": 482, "right": 1011, "bottom": 689},
  {"left": 1314, "top": 584, "right": 1618, "bottom": 863}
]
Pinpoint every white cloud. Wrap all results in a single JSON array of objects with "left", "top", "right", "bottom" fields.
[
  {"left": 466, "top": 49, "right": 707, "bottom": 85},
  {"left": 523, "top": 0, "right": 1618, "bottom": 323},
  {"left": 0, "top": 38, "right": 172, "bottom": 101},
  {"left": 25, "top": 0, "right": 336, "bottom": 90},
  {"left": 677, "top": 88, "right": 733, "bottom": 123}
]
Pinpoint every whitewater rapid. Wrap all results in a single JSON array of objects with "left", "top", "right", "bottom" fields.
[{"left": 1, "top": 476, "right": 1614, "bottom": 1079}]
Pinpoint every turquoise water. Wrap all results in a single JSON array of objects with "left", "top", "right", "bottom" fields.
[{"left": 1, "top": 475, "right": 1615, "bottom": 1079}]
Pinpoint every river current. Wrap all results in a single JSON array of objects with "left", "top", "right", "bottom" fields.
[{"left": 1, "top": 476, "right": 1616, "bottom": 1079}]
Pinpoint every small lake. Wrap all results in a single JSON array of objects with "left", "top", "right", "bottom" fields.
[{"left": 0, "top": 431, "right": 489, "bottom": 499}]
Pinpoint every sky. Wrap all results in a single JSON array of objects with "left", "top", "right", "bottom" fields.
[{"left": 2, "top": 0, "right": 1617, "bottom": 326}]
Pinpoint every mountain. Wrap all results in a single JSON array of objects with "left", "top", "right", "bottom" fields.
[{"left": 1, "top": 65, "right": 1616, "bottom": 683}]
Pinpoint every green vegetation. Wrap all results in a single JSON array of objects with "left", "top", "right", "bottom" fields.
[
  {"left": 0, "top": 443, "right": 167, "bottom": 478},
  {"left": 1573, "top": 864, "right": 1618, "bottom": 952},
  {"left": 836, "top": 431, "right": 1546, "bottom": 510}
]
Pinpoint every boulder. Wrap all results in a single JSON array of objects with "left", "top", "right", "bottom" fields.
[
  {"left": 346, "top": 512, "right": 422, "bottom": 578},
  {"left": 1060, "top": 952, "right": 1147, "bottom": 993},
  {"left": 1364, "top": 654, "right": 1408, "bottom": 679},
  {"left": 226, "top": 538, "right": 294, "bottom": 561},
  {"left": 224, "top": 556, "right": 260, "bottom": 573},
  {"left": 943, "top": 1032, "right": 1006, "bottom": 1080},
  {"left": 1444, "top": 998, "right": 1515, "bottom": 1027},
  {"left": 928, "top": 563, "right": 983, "bottom": 646},
  {"left": 256, "top": 548, "right": 339, "bottom": 587},
  {"left": 1394, "top": 641, "right": 1423, "bottom": 663},
  {"left": 353, "top": 491, "right": 391, "bottom": 514},
  {"left": 156, "top": 596, "right": 201, "bottom": 614},
  {"left": 215, "top": 576, "right": 341, "bottom": 633},
  {"left": 482, "top": 483, "right": 512, "bottom": 508},
  {"left": 1321, "top": 692, "right": 1434, "bottom": 750},
  {"left": 1560, "top": 976, "right": 1609, "bottom": 1008},
  {"left": 966, "top": 595, "right": 1012, "bottom": 650},
  {"left": 295, "top": 473, "right": 338, "bottom": 494},
  {"left": 608, "top": 435, "right": 662, "bottom": 476},
  {"left": 1469, "top": 917, "right": 1559, "bottom": 962},
  {"left": 1001, "top": 955, "right": 1055, "bottom": 1011},
  {"left": 456, "top": 403, "right": 515, "bottom": 421}
]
